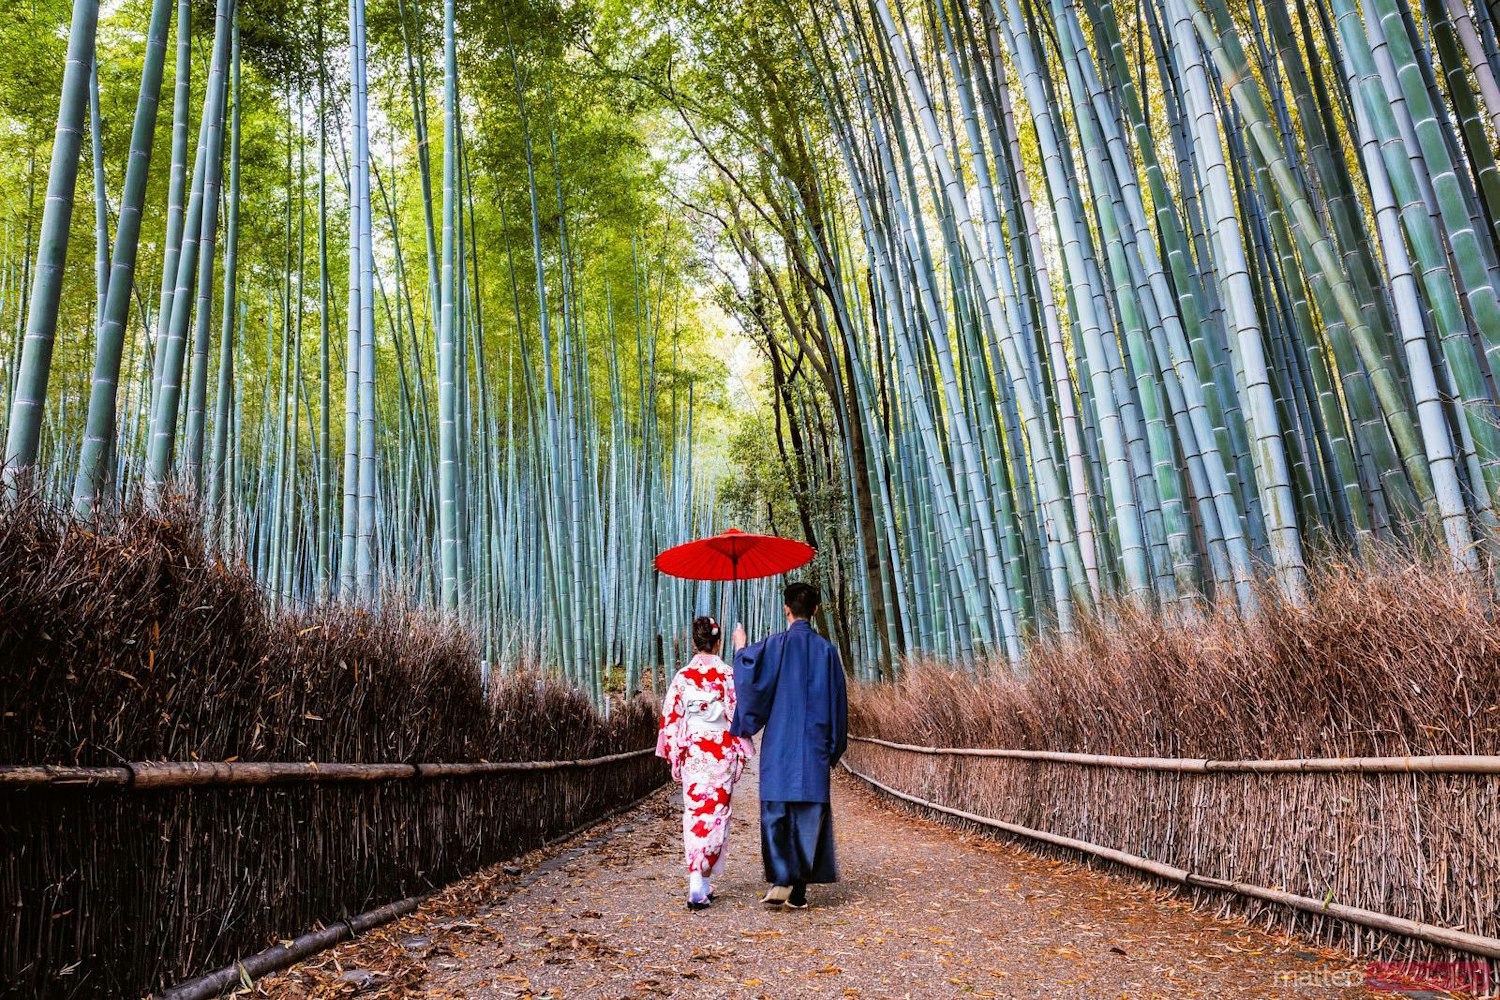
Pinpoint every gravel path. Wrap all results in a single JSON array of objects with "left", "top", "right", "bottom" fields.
[{"left": 257, "top": 761, "right": 1457, "bottom": 999}]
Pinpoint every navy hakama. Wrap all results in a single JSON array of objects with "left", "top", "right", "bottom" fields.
[{"left": 760, "top": 800, "right": 838, "bottom": 884}]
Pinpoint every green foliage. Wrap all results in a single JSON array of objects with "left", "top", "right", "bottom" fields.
[
  {"left": 0, "top": 0, "right": 759, "bottom": 692},
  {"left": 0, "top": 0, "right": 69, "bottom": 142}
]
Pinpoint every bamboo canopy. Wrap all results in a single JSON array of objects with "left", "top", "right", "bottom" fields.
[
  {"left": 10, "top": 0, "right": 1500, "bottom": 683},
  {"left": 0, "top": 0, "right": 743, "bottom": 699},
  {"left": 613, "top": 0, "right": 1500, "bottom": 676}
]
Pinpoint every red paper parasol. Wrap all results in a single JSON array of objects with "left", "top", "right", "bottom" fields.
[{"left": 653, "top": 528, "right": 815, "bottom": 582}]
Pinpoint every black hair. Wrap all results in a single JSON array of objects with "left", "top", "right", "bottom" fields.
[
  {"left": 692, "top": 616, "right": 723, "bottom": 653},
  {"left": 784, "top": 581, "right": 820, "bottom": 620}
]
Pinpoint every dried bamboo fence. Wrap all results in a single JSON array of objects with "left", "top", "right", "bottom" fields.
[
  {"left": 1, "top": 740, "right": 663, "bottom": 995},
  {"left": 843, "top": 736, "right": 1500, "bottom": 968},
  {"left": 0, "top": 503, "right": 668, "bottom": 998},
  {"left": 0, "top": 745, "right": 664, "bottom": 999}
]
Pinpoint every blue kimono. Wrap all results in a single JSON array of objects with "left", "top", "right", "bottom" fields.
[{"left": 731, "top": 619, "right": 848, "bottom": 885}]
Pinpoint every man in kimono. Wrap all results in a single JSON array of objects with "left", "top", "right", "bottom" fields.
[{"left": 730, "top": 581, "right": 848, "bottom": 909}]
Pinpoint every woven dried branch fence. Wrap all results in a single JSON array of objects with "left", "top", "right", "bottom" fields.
[
  {"left": 0, "top": 747, "right": 664, "bottom": 999},
  {"left": 0, "top": 503, "right": 668, "bottom": 998},
  {"left": 844, "top": 737, "right": 1499, "bottom": 966},
  {"left": 1, "top": 747, "right": 665, "bottom": 998}
]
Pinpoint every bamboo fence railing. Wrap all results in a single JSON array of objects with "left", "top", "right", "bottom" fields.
[
  {"left": 155, "top": 895, "right": 426, "bottom": 1000},
  {"left": 0, "top": 747, "right": 656, "bottom": 790},
  {"left": 849, "top": 736, "right": 1500, "bottom": 774},
  {"left": 844, "top": 736, "right": 1500, "bottom": 962}
]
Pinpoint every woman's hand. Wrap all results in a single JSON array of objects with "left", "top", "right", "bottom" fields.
[{"left": 732, "top": 623, "right": 747, "bottom": 652}]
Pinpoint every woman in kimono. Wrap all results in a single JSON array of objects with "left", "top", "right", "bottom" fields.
[{"left": 656, "top": 616, "right": 754, "bottom": 910}]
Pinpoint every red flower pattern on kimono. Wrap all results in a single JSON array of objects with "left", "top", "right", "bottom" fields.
[{"left": 656, "top": 653, "right": 753, "bottom": 876}]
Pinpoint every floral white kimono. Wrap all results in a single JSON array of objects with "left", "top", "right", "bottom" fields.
[{"left": 656, "top": 653, "right": 754, "bottom": 892}]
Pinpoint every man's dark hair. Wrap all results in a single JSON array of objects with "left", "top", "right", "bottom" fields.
[{"left": 784, "top": 581, "right": 820, "bottom": 620}]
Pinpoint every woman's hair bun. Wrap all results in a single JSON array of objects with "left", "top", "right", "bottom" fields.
[{"left": 691, "top": 616, "right": 721, "bottom": 652}]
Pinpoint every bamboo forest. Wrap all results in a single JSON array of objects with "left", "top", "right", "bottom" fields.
[
  {"left": 7, "top": 0, "right": 1500, "bottom": 994},
  {"left": 6, "top": 0, "right": 1500, "bottom": 684}
]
